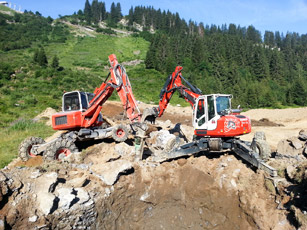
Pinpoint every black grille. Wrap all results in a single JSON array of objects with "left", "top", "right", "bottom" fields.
[
  {"left": 235, "top": 115, "right": 246, "bottom": 118},
  {"left": 55, "top": 116, "right": 67, "bottom": 126}
]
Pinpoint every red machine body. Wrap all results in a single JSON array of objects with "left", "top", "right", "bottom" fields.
[
  {"left": 52, "top": 54, "right": 141, "bottom": 131},
  {"left": 148, "top": 66, "right": 251, "bottom": 138}
]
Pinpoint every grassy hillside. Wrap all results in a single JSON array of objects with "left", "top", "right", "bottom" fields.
[
  {"left": 0, "top": 11, "right": 193, "bottom": 167},
  {"left": 0, "top": 4, "right": 13, "bottom": 13}
]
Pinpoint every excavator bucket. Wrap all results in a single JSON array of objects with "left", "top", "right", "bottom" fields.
[{"left": 141, "top": 107, "right": 158, "bottom": 123}]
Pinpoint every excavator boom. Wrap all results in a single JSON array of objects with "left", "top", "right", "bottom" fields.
[
  {"left": 142, "top": 66, "right": 201, "bottom": 122},
  {"left": 52, "top": 54, "right": 141, "bottom": 130}
]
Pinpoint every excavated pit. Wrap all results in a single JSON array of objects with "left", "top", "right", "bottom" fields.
[
  {"left": 96, "top": 164, "right": 256, "bottom": 230},
  {"left": 2, "top": 103, "right": 307, "bottom": 229}
]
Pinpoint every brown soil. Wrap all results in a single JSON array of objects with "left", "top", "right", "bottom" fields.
[
  {"left": 251, "top": 118, "right": 284, "bottom": 127},
  {"left": 13, "top": 156, "right": 43, "bottom": 167},
  {"left": 4, "top": 102, "right": 307, "bottom": 229},
  {"left": 90, "top": 150, "right": 290, "bottom": 230},
  {"left": 102, "top": 101, "right": 191, "bottom": 126}
]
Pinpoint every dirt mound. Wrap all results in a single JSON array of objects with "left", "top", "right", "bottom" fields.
[
  {"left": 252, "top": 118, "right": 284, "bottom": 127},
  {"left": 33, "top": 107, "right": 57, "bottom": 126}
]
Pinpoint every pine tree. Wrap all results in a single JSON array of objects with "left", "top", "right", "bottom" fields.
[
  {"left": 98, "top": 2, "right": 106, "bottom": 21},
  {"left": 37, "top": 48, "right": 48, "bottom": 67},
  {"left": 84, "top": 0, "right": 92, "bottom": 24},
  {"left": 51, "top": 55, "right": 59, "bottom": 69},
  {"left": 108, "top": 2, "right": 117, "bottom": 26},
  {"left": 116, "top": 3, "right": 122, "bottom": 22},
  {"left": 91, "top": 0, "right": 99, "bottom": 24},
  {"left": 128, "top": 7, "right": 134, "bottom": 26},
  {"left": 33, "top": 49, "right": 39, "bottom": 63},
  {"left": 264, "top": 31, "right": 275, "bottom": 47},
  {"left": 246, "top": 25, "right": 261, "bottom": 43}
]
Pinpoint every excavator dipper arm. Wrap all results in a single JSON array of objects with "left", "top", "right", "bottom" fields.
[
  {"left": 142, "top": 66, "right": 201, "bottom": 122},
  {"left": 81, "top": 54, "right": 141, "bottom": 128}
]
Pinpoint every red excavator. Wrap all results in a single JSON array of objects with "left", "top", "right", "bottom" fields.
[
  {"left": 143, "top": 66, "right": 277, "bottom": 176},
  {"left": 19, "top": 54, "right": 146, "bottom": 161}
]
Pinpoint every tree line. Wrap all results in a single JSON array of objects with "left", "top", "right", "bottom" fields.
[
  {"left": 0, "top": 11, "right": 69, "bottom": 51},
  {"left": 71, "top": 0, "right": 122, "bottom": 27},
  {"left": 126, "top": 5, "right": 307, "bottom": 108},
  {"left": 75, "top": 1, "right": 307, "bottom": 107}
]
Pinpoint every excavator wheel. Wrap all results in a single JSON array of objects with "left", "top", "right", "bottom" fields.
[
  {"left": 19, "top": 137, "right": 45, "bottom": 162},
  {"left": 112, "top": 124, "right": 128, "bottom": 142},
  {"left": 251, "top": 132, "right": 271, "bottom": 161},
  {"left": 44, "top": 138, "right": 78, "bottom": 161}
]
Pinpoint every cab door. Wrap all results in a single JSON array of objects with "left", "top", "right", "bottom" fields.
[
  {"left": 193, "top": 95, "right": 219, "bottom": 132},
  {"left": 206, "top": 95, "right": 219, "bottom": 131},
  {"left": 193, "top": 96, "right": 207, "bottom": 130}
]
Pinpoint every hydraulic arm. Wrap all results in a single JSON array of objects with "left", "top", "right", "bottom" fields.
[
  {"left": 52, "top": 54, "right": 141, "bottom": 130},
  {"left": 143, "top": 66, "right": 276, "bottom": 176}
]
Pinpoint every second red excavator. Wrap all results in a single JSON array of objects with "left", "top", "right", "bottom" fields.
[
  {"left": 142, "top": 66, "right": 276, "bottom": 176},
  {"left": 19, "top": 54, "right": 146, "bottom": 162}
]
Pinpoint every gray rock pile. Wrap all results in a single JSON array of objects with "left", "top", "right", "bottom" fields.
[{"left": 276, "top": 129, "right": 307, "bottom": 160}]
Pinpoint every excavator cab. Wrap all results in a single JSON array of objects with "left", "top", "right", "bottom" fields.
[
  {"left": 193, "top": 94, "right": 251, "bottom": 137},
  {"left": 62, "top": 91, "right": 94, "bottom": 112},
  {"left": 52, "top": 91, "right": 96, "bottom": 130}
]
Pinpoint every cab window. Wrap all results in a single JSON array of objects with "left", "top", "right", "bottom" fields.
[
  {"left": 64, "top": 92, "right": 80, "bottom": 111},
  {"left": 216, "top": 96, "right": 230, "bottom": 115},
  {"left": 196, "top": 99, "right": 206, "bottom": 126},
  {"left": 80, "top": 93, "right": 88, "bottom": 110},
  {"left": 207, "top": 95, "right": 215, "bottom": 120}
]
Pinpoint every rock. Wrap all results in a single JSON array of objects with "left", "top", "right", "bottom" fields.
[
  {"left": 114, "top": 142, "right": 133, "bottom": 158},
  {"left": 0, "top": 219, "right": 4, "bottom": 230},
  {"left": 38, "top": 192, "right": 56, "bottom": 215},
  {"left": 57, "top": 187, "right": 75, "bottom": 210},
  {"left": 45, "top": 172, "right": 58, "bottom": 192},
  {"left": 0, "top": 172, "right": 9, "bottom": 202},
  {"left": 104, "top": 187, "right": 111, "bottom": 197},
  {"left": 140, "top": 192, "right": 150, "bottom": 202},
  {"left": 230, "top": 179, "right": 237, "bottom": 188},
  {"left": 75, "top": 188, "right": 90, "bottom": 204},
  {"left": 220, "top": 163, "right": 228, "bottom": 168},
  {"left": 34, "top": 172, "right": 60, "bottom": 215},
  {"left": 286, "top": 165, "right": 296, "bottom": 180},
  {"left": 161, "top": 120, "right": 173, "bottom": 129},
  {"left": 288, "top": 137, "right": 303, "bottom": 150},
  {"left": 9, "top": 178, "right": 22, "bottom": 192},
  {"left": 28, "top": 215, "right": 38, "bottom": 222},
  {"left": 232, "top": 169, "right": 241, "bottom": 177},
  {"left": 177, "top": 159, "right": 187, "bottom": 166},
  {"left": 34, "top": 107, "right": 57, "bottom": 126},
  {"left": 148, "top": 130, "right": 177, "bottom": 152},
  {"left": 299, "top": 130, "right": 307, "bottom": 141},
  {"left": 277, "top": 139, "right": 303, "bottom": 156},
  {"left": 30, "top": 170, "right": 42, "bottom": 179},
  {"left": 0, "top": 171, "right": 7, "bottom": 182},
  {"left": 67, "top": 176, "right": 88, "bottom": 188},
  {"left": 91, "top": 160, "right": 133, "bottom": 185}
]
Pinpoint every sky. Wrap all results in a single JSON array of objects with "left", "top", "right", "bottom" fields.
[{"left": 7, "top": 0, "right": 307, "bottom": 35}]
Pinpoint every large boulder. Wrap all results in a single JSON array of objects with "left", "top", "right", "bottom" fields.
[
  {"left": 277, "top": 135, "right": 306, "bottom": 157},
  {"left": 91, "top": 160, "right": 133, "bottom": 185}
]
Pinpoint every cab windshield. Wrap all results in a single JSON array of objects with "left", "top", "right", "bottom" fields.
[
  {"left": 216, "top": 96, "right": 230, "bottom": 115},
  {"left": 63, "top": 92, "right": 80, "bottom": 111}
]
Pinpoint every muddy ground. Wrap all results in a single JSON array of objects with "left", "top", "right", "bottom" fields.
[{"left": 1, "top": 102, "right": 307, "bottom": 229}]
